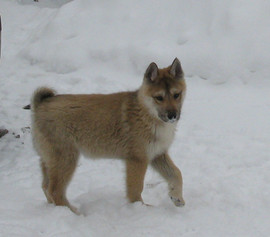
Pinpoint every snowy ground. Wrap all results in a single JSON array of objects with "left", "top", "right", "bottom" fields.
[{"left": 0, "top": 0, "right": 270, "bottom": 236}]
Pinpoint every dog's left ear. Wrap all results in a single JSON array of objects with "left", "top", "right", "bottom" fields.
[{"left": 170, "top": 58, "right": 184, "bottom": 79}]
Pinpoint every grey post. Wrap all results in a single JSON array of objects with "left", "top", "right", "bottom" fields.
[{"left": 0, "top": 16, "right": 2, "bottom": 58}]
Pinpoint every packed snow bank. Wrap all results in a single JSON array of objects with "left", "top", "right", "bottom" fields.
[
  {"left": 0, "top": 0, "right": 270, "bottom": 236},
  {"left": 17, "top": 0, "right": 270, "bottom": 83}
]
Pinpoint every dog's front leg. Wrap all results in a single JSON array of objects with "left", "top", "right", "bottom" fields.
[
  {"left": 151, "top": 153, "right": 185, "bottom": 207},
  {"left": 126, "top": 157, "right": 148, "bottom": 203}
]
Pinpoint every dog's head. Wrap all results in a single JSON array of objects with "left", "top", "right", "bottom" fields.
[{"left": 139, "top": 58, "right": 186, "bottom": 123}]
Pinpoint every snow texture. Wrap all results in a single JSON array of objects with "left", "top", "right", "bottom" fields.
[{"left": 0, "top": 0, "right": 270, "bottom": 236}]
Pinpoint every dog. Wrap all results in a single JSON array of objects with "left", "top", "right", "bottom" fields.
[{"left": 29, "top": 58, "right": 186, "bottom": 214}]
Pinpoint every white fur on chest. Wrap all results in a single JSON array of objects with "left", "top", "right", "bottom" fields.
[{"left": 147, "top": 122, "right": 176, "bottom": 160}]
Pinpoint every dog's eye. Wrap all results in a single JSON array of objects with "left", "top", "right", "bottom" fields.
[
  {"left": 174, "top": 93, "right": 180, "bottom": 99},
  {"left": 154, "top": 96, "right": 164, "bottom": 102}
]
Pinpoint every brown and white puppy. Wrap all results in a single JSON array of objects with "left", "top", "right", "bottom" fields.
[{"left": 30, "top": 58, "right": 186, "bottom": 214}]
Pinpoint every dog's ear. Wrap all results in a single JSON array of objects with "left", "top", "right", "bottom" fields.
[
  {"left": 144, "top": 62, "right": 159, "bottom": 82},
  {"left": 170, "top": 58, "right": 183, "bottom": 79}
]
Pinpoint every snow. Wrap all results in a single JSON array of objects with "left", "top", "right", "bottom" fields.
[{"left": 0, "top": 0, "right": 270, "bottom": 236}]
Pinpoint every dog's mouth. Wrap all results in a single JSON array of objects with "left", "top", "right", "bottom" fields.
[
  {"left": 158, "top": 114, "right": 180, "bottom": 123},
  {"left": 168, "top": 118, "right": 177, "bottom": 123}
]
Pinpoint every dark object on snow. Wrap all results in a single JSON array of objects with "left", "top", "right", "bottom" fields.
[
  {"left": 21, "top": 127, "right": 31, "bottom": 133},
  {"left": 0, "top": 129, "right": 8, "bottom": 138},
  {"left": 12, "top": 132, "right": 21, "bottom": 139},
  {"left": 23, "top": 104, "right": 31, "bottom": 110}
]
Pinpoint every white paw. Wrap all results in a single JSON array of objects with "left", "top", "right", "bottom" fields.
[
  {"left": 69, "top": 204, "right": 80, "bottom": 215},
  {"left": 169, "top": 187, "right": 185, "bottom": 207},
  {"left": 170, "top": 196, "right": 185, "bottom": 207}
]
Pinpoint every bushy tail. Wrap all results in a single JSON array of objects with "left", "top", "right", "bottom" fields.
[{"left": 31, "top": 87, "right": 56, "bottom": 111}]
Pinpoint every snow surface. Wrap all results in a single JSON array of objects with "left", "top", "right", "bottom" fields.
[{"left": 1, "top": 0, "right": 270, "bottom": 236}]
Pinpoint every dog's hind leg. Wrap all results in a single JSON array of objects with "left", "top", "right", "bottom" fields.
[
  {"left": 46, "top": 146, "right": 79, "bottom": 214},
  {"left": 40, "top": 160, "right": 53, "bottom": 203}
]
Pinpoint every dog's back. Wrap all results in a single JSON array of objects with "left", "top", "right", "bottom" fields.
[{"left": 34, "top": 89, "right": 135, "bottom": 157}]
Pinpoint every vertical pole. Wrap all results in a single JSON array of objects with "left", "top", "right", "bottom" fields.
[{"left": 0, "top": 16, "right": 2, "bottom": 58}]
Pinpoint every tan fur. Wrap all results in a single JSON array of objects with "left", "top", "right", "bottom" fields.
[{"left": 31, "top": 58, "right": 186, "bottom": 214}]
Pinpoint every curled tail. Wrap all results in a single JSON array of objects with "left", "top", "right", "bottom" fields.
[{"left": 31, "top": 87, "right": 56, "bottom": 111}]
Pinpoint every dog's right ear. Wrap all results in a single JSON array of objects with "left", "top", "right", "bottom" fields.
[{"left": 144, "top": 62, "right": 158, "bottom": 83}]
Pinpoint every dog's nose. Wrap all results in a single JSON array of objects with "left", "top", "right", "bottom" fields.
[{"left": 167, "top": 111, "right": 177, "bottom": 120}]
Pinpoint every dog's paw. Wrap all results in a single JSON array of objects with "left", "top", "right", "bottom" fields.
[
  {"left": 169, "top": 187, "right": 185, "bottom": 207},
  {"left": 69, "top": 204, "right": 80, "bottom": 215},
  {"left": 170, "top": 196, "right": 185, "bottom": 207}
]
